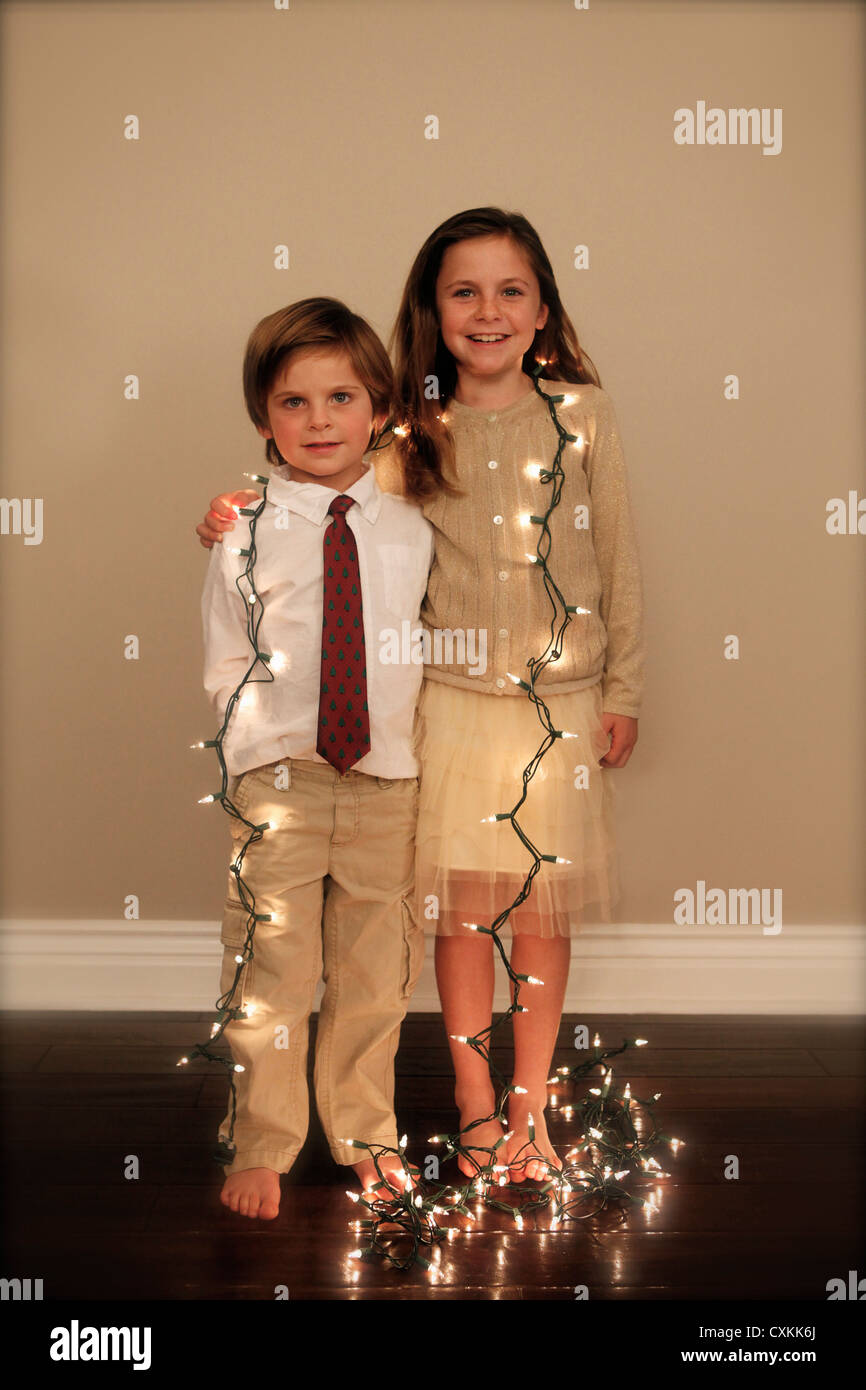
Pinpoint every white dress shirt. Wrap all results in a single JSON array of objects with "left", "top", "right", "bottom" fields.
[{"left": 202, "top": 463, "right": 435, "bottom": 778}]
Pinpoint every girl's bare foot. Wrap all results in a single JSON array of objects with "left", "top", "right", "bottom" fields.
[
  {"left": 503, "top": 1096, "right": 563, "bottom": 1183},
  {"left": 455, "top": 1091, "right": 506, "bottom": 1181},
  {"left": 220, "top": 1166, "right": 281, "bottom": 1219}
]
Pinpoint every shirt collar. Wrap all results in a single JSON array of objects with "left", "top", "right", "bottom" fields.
[{"left": 264, "top": 461, "right": 382, "bottom": 526}]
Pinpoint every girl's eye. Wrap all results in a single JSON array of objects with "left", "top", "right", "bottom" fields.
[
  {"left": 453, "top": 286, "right": 523, "bottom": 298},
  {"left": 332, "top": 392, "right": 351, "bottom": 403},
  {"left": 283, "top": 397, "right": 304, "bottom": 408}
]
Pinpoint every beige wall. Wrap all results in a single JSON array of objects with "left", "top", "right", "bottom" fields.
[{"left": 1, "top": 0, "right": 862, "bottom": 937}]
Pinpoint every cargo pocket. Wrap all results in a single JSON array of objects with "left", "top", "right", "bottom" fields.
[
  {"left": 218, "top": 908, "right": 256, "bottom": 1004},
  {"left": 399, "top": 895, "right": 425, "bottom": 1000}
]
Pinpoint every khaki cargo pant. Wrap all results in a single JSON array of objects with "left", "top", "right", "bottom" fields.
[{"left": 215, "top": 757, "right": 424, "bottom": 1175}]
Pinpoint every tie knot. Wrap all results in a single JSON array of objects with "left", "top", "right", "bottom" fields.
[{"left": 328, "top": 495, "right": 356, "bottom": 517}]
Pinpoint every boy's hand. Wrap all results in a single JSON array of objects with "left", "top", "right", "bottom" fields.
[
  {"left": 599, "top": 713, "right": 638, "bottom": 768},
  {"left": 196, "top": 489, "right": 260, "bottom": 548}
]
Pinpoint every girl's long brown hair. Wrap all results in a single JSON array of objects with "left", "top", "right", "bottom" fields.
[{"left": 387, "top": 207, "right": 602, "bottom": 502}]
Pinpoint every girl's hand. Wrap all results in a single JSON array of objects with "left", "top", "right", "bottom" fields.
[
  {"left": 599, "top": 713, "right": 638, "bottom": 769},
  {"left": 196, "top": 490, "right": 260, "bottom": 548}
]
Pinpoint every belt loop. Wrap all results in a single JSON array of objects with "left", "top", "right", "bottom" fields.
[{"left": 273, "top": 759, "right": 292, "bottom": 793}]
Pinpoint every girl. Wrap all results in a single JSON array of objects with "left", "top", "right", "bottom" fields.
[{"left": 197, "top": 208, "right": 644, "bottom": 1184}]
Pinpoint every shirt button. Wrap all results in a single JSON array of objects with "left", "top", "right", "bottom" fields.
[
  {"left": 487, "top": 415, "right": 497, "bottom": 424},
  {"left": 498, "top": 628, "right": 508, "bottom": 638},
  {"left": 498, "top": 570, "right": 508, "bottom": 581},
  {"left": 495, "top": 677, "right": 506, "bottom": 688},
  {"left": 488, "top": 459, "right": 498, "bottom": 470},
  {"left": 493, "top": 515, "right": 503, "bottom": 525}
]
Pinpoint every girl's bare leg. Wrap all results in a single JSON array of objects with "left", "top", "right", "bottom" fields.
[
  {"left": 503, "top": 934, "right": 571, "bottom": 1181},
  {"left": 434, "top": 932, "right": 506, "bottom": 1178}
]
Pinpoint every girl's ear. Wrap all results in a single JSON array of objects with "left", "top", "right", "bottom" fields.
[
  {"left": 536, "top": 301, "right": 550, "bottom": 331},
  {"left": 256, "top": 424, "right": 273, "bottom": 441}
]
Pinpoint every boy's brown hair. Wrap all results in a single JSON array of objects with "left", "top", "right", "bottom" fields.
[{"left": 243, "top": 297, "right": 395, "bottom": 470}]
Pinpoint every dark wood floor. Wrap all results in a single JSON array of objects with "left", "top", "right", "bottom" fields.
[{"left": 1, "top": 1011, "right": 864, "bottom": 1305}]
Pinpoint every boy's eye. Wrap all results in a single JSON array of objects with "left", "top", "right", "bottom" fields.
[{"left": 280, "top": 392, "right": 352, "bottom": 407}]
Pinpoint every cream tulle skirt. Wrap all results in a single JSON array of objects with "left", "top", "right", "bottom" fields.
[{"left": 413, "top": 677, "right": 620, "bottom": 938}]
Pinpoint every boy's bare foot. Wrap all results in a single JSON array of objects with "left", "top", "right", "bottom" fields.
[
  {"left": 349, "top": 1153, "right": 417, "bottom": 1233},
  {"left": 220, "top": 1166, "right": 281, "bottom": 1219},
  {"left": 455, "top": 1092, "right": 507, "bottom": 1181},
  {"left": 352, "top": 1153, "right": 415, "bottom": 1197},
  {"left": 503, "top": 1096, "right": 563, "bottom": 1183}
]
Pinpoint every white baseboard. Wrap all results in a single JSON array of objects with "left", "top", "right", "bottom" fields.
[{"left": 0, "top": 920, "right": 863, "bottom": 1014}]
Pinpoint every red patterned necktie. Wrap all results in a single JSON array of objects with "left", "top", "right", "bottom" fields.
[{"left": 317, "top": 495, "right": 370, "bottom": 775}]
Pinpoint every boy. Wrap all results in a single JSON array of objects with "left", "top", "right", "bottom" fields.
[{"left": 201, "top": 298, "right": 433, "bottom": 1219}]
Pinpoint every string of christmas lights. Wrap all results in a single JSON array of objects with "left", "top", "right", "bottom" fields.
[
  {"left": 178, "top": 363, "right": 682, "bottom": 1271},
  {"left": 179, "top": 488, "right": 276, "bottom": 1158}
]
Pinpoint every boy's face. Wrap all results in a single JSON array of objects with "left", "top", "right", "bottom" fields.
[
  {"left": 257, "top": 348, "right": 385, "bottom": 493},
  {"left": 435, "top": 234, "right": 549, "bottom": 387}
]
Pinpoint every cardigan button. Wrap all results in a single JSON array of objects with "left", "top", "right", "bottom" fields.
[
  {"left": 487, "top": 459, "right": 498, "bottom": 469},
  {"left": 493, "top": 515, "right": 503, "bottom": 525}
]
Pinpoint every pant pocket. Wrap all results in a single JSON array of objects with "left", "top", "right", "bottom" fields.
[
  {"left": 219, "top": 906, "right": 256, "bottom": 1001},
  {"left": 399, "top": 895, "right": 425, "bottom": 1000}
]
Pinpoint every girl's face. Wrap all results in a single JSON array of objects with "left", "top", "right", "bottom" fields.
[{"left": 434, "top": 234, "right": 549, "bottom": 387}]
